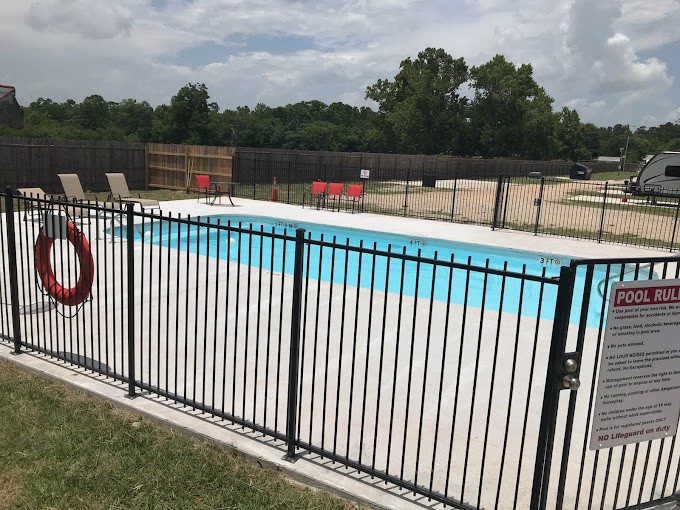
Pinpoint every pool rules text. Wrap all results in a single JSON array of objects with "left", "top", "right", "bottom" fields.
[{"left": 590, "top": 279, "right": 680, "bottom": 450}]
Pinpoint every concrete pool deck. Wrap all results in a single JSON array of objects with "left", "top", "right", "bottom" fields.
[
  {"left": 1, "top": 197, "right": 677, "bottom": 510},
  {"left": 163, "top": 197, "right": 659, "bottom": 260}
]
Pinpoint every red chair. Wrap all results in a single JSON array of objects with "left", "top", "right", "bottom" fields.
[
  {"left": 343, "top": 184, "right": 364, "bottom": 213},
  {"left": 195, "top": 174, "right": 222, "bottom": 204},
  {"left": 326, "top": 182, "right": 343, "bottom": 211},
  {"left": 308, "top": 181, "right": 327, "bottom": 209}
]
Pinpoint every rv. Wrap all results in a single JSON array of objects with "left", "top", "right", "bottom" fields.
[{"left": 624, "top": 151, "right": 680, "bottom": 197}]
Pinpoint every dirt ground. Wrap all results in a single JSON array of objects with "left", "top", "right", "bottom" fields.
[{"left": 362, "top": 178, "right": 680, "bottom": 251}]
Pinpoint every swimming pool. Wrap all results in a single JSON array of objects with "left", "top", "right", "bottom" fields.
[{"left": 129, "top": 214, "right": 614, "bottom": 327}]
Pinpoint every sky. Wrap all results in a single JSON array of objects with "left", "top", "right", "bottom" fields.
[{"left": 1, "top": 0, "right": 680, "bottom": 128}]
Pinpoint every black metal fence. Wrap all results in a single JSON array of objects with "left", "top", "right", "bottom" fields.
[
  {"left": 232, "top": 160, "right": 680, "bottom": 252},
  {"left": 1, "top": 189, "right": 679, "bottom": 510},
  {"left": 539, "top": 257, "right": 680, "bottom": 509},
  {"left": 494, "top": 175, "right": 680, "bottom": 252}
]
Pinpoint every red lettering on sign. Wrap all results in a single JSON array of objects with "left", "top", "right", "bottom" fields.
[{"left": 614, "top": 285, "right": 680, "bottom": 307}]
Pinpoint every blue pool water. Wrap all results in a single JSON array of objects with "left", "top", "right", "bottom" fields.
[{"left": 128, "top": 214, "right": 619, "bottom": 327}]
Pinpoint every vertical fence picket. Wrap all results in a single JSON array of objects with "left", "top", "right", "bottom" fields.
[
  {"left": 492, "top": 175, "right": 503, "bottom": 230},
  {"left": 3, "top": 188, "right": 21, "bottom": 354},
  {"left": 598, "top": 182, "right": 609, "bottom": 243},
  {"left": 670, "top": 198, "right": 680, "bottom": 252},
  {"left": 126, "top": 203, "right": 136, "bottom": 397},
  {"left": 285, "top": 228, "right": 306, "bottom": 461},
  {"left": 534, "top": 176, "right": 545, "bottom": 236}
]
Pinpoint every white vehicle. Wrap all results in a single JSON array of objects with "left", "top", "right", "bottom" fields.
[{"left": 624, "top": 151, "right": 680, "bottom": 197}]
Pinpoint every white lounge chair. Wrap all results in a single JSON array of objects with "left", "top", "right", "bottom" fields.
[
  {"left": 105, "top": 173, "right": 160, "bottom": 210},
  {"left": 58, "top": 173, "right": 123, "bottom": 212}
]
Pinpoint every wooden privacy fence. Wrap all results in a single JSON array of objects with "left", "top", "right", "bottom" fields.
[
  {"left": 147, "top": 143, "right": 234, "bottom": 191},
  {"left": 0, "top": 137, "right": 634, "bottom": 195},
  {"left": 234, "top": 147, "right": 628, "bottom": 183},
  {"left": 0, "top": 136, "right": 145, "bottom": 193}
]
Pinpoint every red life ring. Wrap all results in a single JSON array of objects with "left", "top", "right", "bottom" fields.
[{"left": 34, "top": 221, "right": 95, "bottom": 306}]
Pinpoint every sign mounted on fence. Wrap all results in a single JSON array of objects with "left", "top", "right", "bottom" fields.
[
  {"left": 590, "top": 279, "right": 680, "bottom": 450},
  {"left": 360, "top": 168, "right": 370, "bottom": 179}
]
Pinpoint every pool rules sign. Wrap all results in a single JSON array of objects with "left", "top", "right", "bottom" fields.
[{"left": 590, "top": 279, "right": 680, "bottom": 450}]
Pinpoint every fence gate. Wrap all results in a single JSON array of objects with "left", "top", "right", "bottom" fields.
[{"left": 536, "top": 256, "right": 680, "bottom": 509}]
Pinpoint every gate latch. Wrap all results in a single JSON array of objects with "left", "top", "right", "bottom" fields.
[{"left": 560, "top": 352, "right": 581, "bottom": 391}]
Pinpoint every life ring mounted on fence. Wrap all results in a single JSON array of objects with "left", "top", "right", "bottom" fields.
[{"left": 34, "top": 220, "right": 95, "bottom": 306}]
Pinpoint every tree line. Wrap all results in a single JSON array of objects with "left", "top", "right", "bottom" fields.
[{"left": 2, "top": 48, "right": 679, "bottom": 164}]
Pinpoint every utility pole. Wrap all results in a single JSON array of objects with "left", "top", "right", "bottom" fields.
[
  {"left": 622, "top": 124, "right": 631, "bottom": 171},
  {"left": 620, "top": 124, "right": 635, "bottom": 174}
]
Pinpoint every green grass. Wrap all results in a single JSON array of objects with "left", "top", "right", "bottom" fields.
[
  {"left": 588, "top": 171, "right": 632, "bottom": 182},
  {"left": 0, "top": 358, "right": 362, "bottom": 510},
  {"left": 91, "top": 188, "right": 206, "bottom": 202},
  {"left": 556, "top": 196, "right": 680, "bottom": 217}
]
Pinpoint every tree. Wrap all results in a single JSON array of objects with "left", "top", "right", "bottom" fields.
[
  {"left": 166, "top": 83, "right": 214, "bottom": 144},
  {"left": 469, "top": 55, "right": 553, "bottom": 158},
  {"left": 284, "top": 121, "right": 353, "bottom": 151},
  {"left": 554, "top": 107, "right": 589, "bottom": 160},
  {"left": 522, "top": 95, "right": 558, "bottom": 160},
  {"left": 111, "top": 99, "right": 154, "bottom": 142},
  {"left": 366, "top": 48, "right": 469, "bottom": 154},
  {"left": 597, "top": 124, "right": 629, "bottom": 158},
  {"left": 29, "top": 98, "right": 77, "bottom": 123},
  {"left": 581, "top": 123, "right": 601, "bottom": 159},
  {"left": 77, "top": 94, "right": 110, "bottom": 131}
]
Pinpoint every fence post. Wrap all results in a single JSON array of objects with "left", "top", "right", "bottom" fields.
[
  {"left": 502, "top": 175, "right": 512, "bottom": 228},
  {"left": 491, "top": 174, "right": 504, "bottom": 230},
  {"left": 144, "top": 144, "right": 150, "bottom": 190},
  {"left": 268, "top": 153, "right": 272, "bottom": 183},
  {"left": 534, "top": 176, "right": 545, "bottom": 236},
  {"left": 597, "top": 182, "right": 609, "bottom": 243},
  {"left": 284, "top": 228, "right": 306, "bottom": 462},
  {"left": 670, "top": 198, "right": 680, "bottom": 252},
  {"left": 253, "top": 159, "right": 257, "bottom": 200},
  {"left": 450, "top": 171, "right": 458, "bottom": 222},
  {"left": 184, "top": 145, "right": 190, "bottom": 193},
  {"left": 403, "top": 167, "right": 410, "bottom": 217},
  {"left": 126, "top": 203, "right": 137, "bottom": 398},
  {"left": 530, "top": 265, "right": 575, "bottom": 510},
  {"left": 287, "top": 161, "right": 292, "bottom": 204},
  {"left": 4, "top": 188, "right": 22, "bottom": 354}
]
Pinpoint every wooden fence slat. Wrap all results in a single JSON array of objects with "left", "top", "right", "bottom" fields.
[
  {"left": 0, "top": 136, "right": 146, "bottom": 192},
  {"left": 146, "top": 143, "right": 234, "bottom": 191}
]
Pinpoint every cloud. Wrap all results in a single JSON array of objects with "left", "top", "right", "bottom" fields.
[
  {"left": 565, "top": 0, "right": 672, "bottom": 94},
  {"left": 1, "top": 0, "right": 678, "bottom": 128},
  {"left": 555, "top": 0, "right": 675, "bottom": 124},
  {"left": 618, "top": 0, "right": 680, "bottom": 51},
  {"left": 670, "top": 107, "right": 680, "bottom": 123},
  {"left": 26, "top": 0, "right": 133, "bottom": 39}
]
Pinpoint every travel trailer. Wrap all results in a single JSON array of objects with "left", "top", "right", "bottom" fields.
[{"left": 624, "top": 151, "right": 680, "bottom": 197}]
